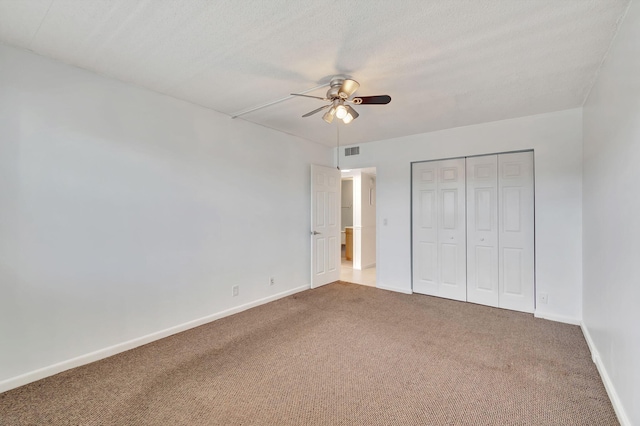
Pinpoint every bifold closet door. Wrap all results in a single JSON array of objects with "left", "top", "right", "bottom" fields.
[
  {"left": 498, "top": 152, "right": 534, "bottom": 313},
  {"left": 412, "top": 158, "right": 466, "bottom": 301},
  {"left": 466, "top": 155, "right": 499, "bottom": 307},
  {"left": 466, "top": 152, "right": 534, "bottom": 313}
]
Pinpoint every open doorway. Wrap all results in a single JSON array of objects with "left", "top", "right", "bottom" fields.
[{"left": 340, "top": 167, "right": 376, "bottom": 287}]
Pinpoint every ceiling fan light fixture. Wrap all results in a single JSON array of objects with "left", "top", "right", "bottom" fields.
[
  {"left": 296, "top": 76, "right": 389, "bottom": 124},
  {"left": 340, "top": 79, "right": 360, "bottom": 98},
  {"left": 342, "top": 105, "right": 359, "bottom": 124},
  {"left": 323, "top": 99, "right": 342, "bottom": 123},
  {"left": 322, "top": 106, "right": 336, "bottom": 123},
  {"left": 335, "top": 104, "right": 348, "bottom": 119}
]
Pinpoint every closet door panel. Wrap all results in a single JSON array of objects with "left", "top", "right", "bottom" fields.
[
  {"left": 466, "top": 155, "right": 499, "bottom": 307},
  {"left": 417, "top": 242, "right": 437, "bottom": 285},
  {"left": 498, "top": 152, "right": 535, "bottom": 313},
  {"left": 437, "top": 158, "right": 466, "bottom": 301},
  {"left": 412, "top": 162, "right": 439, "bottom": 296},
  {"left": 474, "top": 246, "right": 494, "bottom": 290},
  {"left": 440, "top": 243, "right": 459, "bottom": 285}
]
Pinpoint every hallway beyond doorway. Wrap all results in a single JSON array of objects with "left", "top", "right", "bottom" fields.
[
  {"left": 340, "top": 167, "right": 377, "bottom": 287},
  {"left": 340, "top": 246, "right": 376, "bottom": 287}
]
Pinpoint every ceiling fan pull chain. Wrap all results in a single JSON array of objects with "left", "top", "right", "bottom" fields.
[{"left": 337, "top": 123, "right": 340, "bottom": 170}]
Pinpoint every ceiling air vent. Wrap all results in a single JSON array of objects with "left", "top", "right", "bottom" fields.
[{"left": 345, "top": 147, "right": 360, "bottom": 156}]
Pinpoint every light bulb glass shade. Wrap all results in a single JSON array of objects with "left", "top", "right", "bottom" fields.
[
  {"left": 340, "top": 79, "right": 360, "bottom": 98},
  {"left": 335, "top": 104, "right": 348, "bottom": 119},
  {"left": 323, "top": 106, "right": 336, "bottom": 123},
  {"left": 342, "top": 105, "right": 359, "bottom": 124}
]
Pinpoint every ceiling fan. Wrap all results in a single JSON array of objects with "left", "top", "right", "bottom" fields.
[{"left": 291, "top": 76, "right": 391, "bottom": 124}]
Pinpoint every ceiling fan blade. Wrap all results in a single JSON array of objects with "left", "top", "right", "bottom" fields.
[
  {"left": 302, "top": 104, "right": 330, "bottom": 117},
  {"left": 291, "top": 93, "right": 327, "bottom": 101},
  {"left": 339, "top": 79, "right": 360, "bottom": 98},
  {"left": 352, "top": 95, "right": 391, "bottom": 105}
]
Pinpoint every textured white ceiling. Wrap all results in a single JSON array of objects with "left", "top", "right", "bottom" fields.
[{"left": 0, "top": 0, "right": 630, "bottom": 146}]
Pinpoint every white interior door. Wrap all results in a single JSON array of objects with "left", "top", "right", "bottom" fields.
[
  {"left": 498, "top": 152, "right": 535, "bottom": 312},
  {"left": 412, "top": 161, "right": 439, "bottom": 295},
  {"left": 412, "top": 158, "right": 466, "bottom": 301},
  {"left": 466, "top": 155, "right": 499, "bottom": 307},
  {"left": 311, "top": 164, "right": 341, "bottom": 288},
  {"left": 437, "top": 158, "right": 467, "bottom": 301}
]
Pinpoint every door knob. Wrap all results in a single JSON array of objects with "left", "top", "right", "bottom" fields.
[
  {"left": 481, "top": 238, "right": 485, "bottom": 241},
  {"left": 450, "top": 236, "right": 454, "bottom": 239},
  {"left": 311, "top": 231, "right": 322, "bottom": 235}
]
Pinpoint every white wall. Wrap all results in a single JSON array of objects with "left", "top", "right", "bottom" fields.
[
  {"left": 582, "top": 1, "right": 639, "bottom": 424},
  {"left": 0, "top": 44, "right": 332, "bottom": 390},
  {"left": 337, "top": 109, "right": 583, "bottom": 323}
]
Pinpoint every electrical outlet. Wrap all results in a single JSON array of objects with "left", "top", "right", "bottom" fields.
[
  {"left": 539, "top": 292, "right": 548, "bottom": 304},
  {"left": 232, "top": 285, "right": 239, "bottom": 297},
  {"left": 269, "top": 277, "right": 275, "bottom": 286},
  {"left": 383, "top": 218, "right": 388, "bottom": 226}
]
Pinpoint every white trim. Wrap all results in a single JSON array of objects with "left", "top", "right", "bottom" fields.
[
  {"left": 376, "top": 283, "right": 413, "bottom": 294},
  {"left": 0, "top": 284, "right": 310, "bottom": 394},
  {"left": 533, "top": 310, "right": 581, "bottom": 325},
  {"left": 581, "top": 324, "right": 631, "bottom": 426}
]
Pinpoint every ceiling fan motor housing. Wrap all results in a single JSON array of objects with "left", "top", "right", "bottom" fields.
[{"left": 326, "top": 78, "right": 344, "bottom": 99}]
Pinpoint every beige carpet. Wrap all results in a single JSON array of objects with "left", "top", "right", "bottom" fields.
[{"left": 0, "top": 282, "right": 617, "bottom": 425}]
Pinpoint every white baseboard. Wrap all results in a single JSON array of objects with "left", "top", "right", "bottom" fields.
[
  {"left": 581, "top": 324, "right": 631, "bottom": 426},
  {"left": 376, "top": 283, "right": 413, "bottom": 294},
  {"left": 0, "top": 284, "right": 310, "bottom": 394},
  {"left": 533, "top": 310, "right": 581, "bottom": 325}
]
